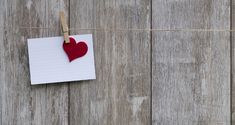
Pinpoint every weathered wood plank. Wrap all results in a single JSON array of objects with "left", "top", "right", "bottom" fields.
[
  {"left": 69, "top": 0, "right": 151, "bottom": 125},
  {"left": 0, "top": 0, "right": 69, "bottom": 124},
  {"left": 232, "top": 0, "right": 235, "bottom": 124},
  {"left": 152, "top": 0, "right": 230, "bottom": 125},
  {"left": 0, "top": 0, "right": 4, "bottom": 124}
]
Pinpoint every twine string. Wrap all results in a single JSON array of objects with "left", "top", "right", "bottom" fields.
[{"left": 2, "top": 26, "right": 235, "bottom": 32}]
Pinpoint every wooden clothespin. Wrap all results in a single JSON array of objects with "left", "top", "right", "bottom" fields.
[{"left": 60, "top": 11, "right": 70, "bottom": 43}]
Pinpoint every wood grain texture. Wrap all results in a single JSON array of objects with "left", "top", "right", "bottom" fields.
[
  {"left": 0, "top": 0, "right": 4, "bottom": 124},
  {"left": 0, "top": 0, "right": 233, "bottom": 124},
  {"left": 232, "top": 0, "right": 235, "bottom": 124},
  {"left": 69, "top": 0, "right": 151, "bottom": 125},
  {"left": 152, "top": 0, "right": 230, "bottom": 125},
  {"left": 0, "top": 0, "right": 69, "bottom": 124}
]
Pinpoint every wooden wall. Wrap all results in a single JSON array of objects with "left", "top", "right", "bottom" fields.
[{"left": 0, "top": 0, "right": 233, "bottom": 125}]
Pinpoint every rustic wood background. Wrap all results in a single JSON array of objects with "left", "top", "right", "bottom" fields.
[{"left": 0, "top": 0, "right": 233, "bottom": 125}]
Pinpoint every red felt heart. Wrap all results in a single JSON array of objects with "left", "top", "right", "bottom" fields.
[{"left": 63, "top": 37, "right": 88, "bottom": 62}]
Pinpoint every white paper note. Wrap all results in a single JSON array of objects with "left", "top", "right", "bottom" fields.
[{"left": 27, "top": 34, "right": 96, "bottom": 85}]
